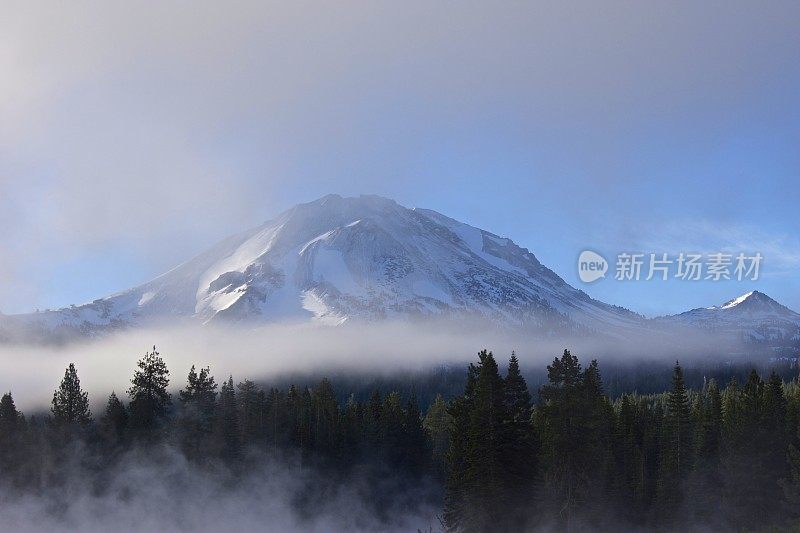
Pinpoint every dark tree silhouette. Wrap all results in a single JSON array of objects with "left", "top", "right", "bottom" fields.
[
  {"left": 127, "top": 346, "right": 171, "bottom": 437},
  {"left": 51, "top": 363, "right": 92, "bottom": 427}
]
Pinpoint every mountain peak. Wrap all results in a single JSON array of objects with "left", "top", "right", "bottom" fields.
[
  {"left": 307, "top": 193, "right": 397, "bottom": 207},
  {"left": 720, "top": 291, "right": 757, "bottom": 309},
  {"left": 1, "top": 194, "right": 643, "bottom": 341},
  {"left": 656, "top": 289, "right": 800, "bottom": 346},
  {"left": 719, "top": 290, "right": 782, "bottom": 312}
]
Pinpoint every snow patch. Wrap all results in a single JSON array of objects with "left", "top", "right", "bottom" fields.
[
  {"left": 311, "top": 247, "right": 363, "bottom": 295},
  {"left": 302, "top": 290, "right": 348, "bottom": 325},
  {"left": 721, "top": 291, "right": 755, "bottom": 309},
  {"left": 138, "top": 292, "right": 155, "bottom": 306},
  {"left": 197, "top": 224, "right": 284, "bottom": 299},
  {"left": 300, "top": 229, "right": 338, "bottom": 255},
  {"left": 201, "top": 284, "right": 247, "bottom": 316}
]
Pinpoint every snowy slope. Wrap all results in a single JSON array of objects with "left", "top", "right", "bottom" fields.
[
  {"left": 0, "top": 194, "right": 644, "bottom": 341},
  {"left": 655, "top": 291, "right": 800, "bottom": 343}
]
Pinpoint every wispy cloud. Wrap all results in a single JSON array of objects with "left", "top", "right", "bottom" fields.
[{"left": 605, "top": 218, "right": 800, "bottom": 274}]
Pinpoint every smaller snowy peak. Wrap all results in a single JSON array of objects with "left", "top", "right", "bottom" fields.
[
  {"left": 656, "top": 290, "right": 800, "bottom": 346},
  {"left": 713, "top": 290, "right": 795, "bottom": 316},
  {"left": 676, "top": 290, "right": 797, "bottom": 319}
]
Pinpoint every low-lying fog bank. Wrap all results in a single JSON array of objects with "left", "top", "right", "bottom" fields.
[
  {"left": 0, "top": 445, "right": 440, "bottom": 533},
  {"left": 0, "top": 320, "right": 774, "bottom": 412}
]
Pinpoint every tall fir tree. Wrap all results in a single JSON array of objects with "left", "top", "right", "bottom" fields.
[
  {"left": 402, "top": 395, "right": 429, "bottom": 476},
  {"left": 214, "top": 375, "right": 240, "bottom": 461},
  {"left": 341, "top": 393, "right": 362, "bottom": 467},
  {"left": 463, "top": 350, "right": 508, "bottom": 531},
  {"left": 178, "top": 365, "right": 217, "bottom": 459},
  {"left": 51, "top": 363, "right": 92, "bottom": 427},
  {"left": 502, "top": 353, "right": 537, "bottom": 529},
  {"left": 443, "top": 360, "right": 479, "bottom": 532},
  {"left": 754, "top": 372, "right": 788, "bottom": 522},
  {"left": 685, "top": 378, "right": 723, "bottom": 522},
  {"left": 0, "top": 392, "right": 25, "bottom": 486},
  {"left": 581, "top": 359, "right": 615, "bottom": 520},
  {"left": 365, "top": 389, "right": 383, "bottom": 453},
  {"left": 696, "top": 379, "right": 722, "bottom": 465},
  {"left": 237, "top": 379, "right": 264, "bottom": 446},
  {"left": 0, "top": 392, "right": 20, "bottom": 433},
  {"left": 537, "top": 349, "right": 593, "bottom": 528},
  {"left": 613, "top": 394, "right": 646, "bottom": 522},
  {"left": 381, "top": 391, "right": 405, "bottom": 466},
  {"left": 424, "top": 393, "right": 452, "bottom": 477},
  {"left": 312, "top": 378, "right": 340, "bottom": 460},
  {"left": 781, "top": 424, "right": 800, "bottom": 509},
  {"left": 127, "top": 346, "right": 171, "bottom": 437},
  {"left": 719, "top": 370, "right": 776, "bottom": 527},
  {"left": 100, "top": 392, "right": 128, "bottom": 445},
  {"left": 655, "top": 361, "right": 693, "bottom": 521},
  {"left": 298, "top": 387, "right": 314, "bottom": 457}
]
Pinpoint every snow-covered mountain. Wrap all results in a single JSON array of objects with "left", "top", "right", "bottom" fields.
[
  {"left": 0, "top": 194, "right": 644, "bottom": 342},
  {"left": 655, "top": 290, "right": 800, "bottom": 345},
  {"left": 4, "top": 194, "right": 797, "bottom": 353}
]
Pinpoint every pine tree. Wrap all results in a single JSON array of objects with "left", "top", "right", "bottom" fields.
[
  {"left": 365, "top": 389, "right": 383, "bottom": 453},
  {"left": 462, "top": 350, "right": 508, "bottom": 531},
  {"left": 100, "top": 392, "right": 128, "bottom": 445},
  {"left": 179, "top": 366, "right": 217, "bottom": 416},
  {"left": 741, "top": 369, "right": 764, "bottom": 431},
  {"left": 381, "top": 391, "right": 405, "bottom": 466},
  {"left": 685, "top": 378, "right": 723, "bottom": 522},
  {"left": 264, "top": 387, "right": 287, "bottom": 453},
  {"left": 639, "top": 397, "right": 664, "bottom": 516},
  {"left": 781, "top": 424, "right": 800, "bottom": 508},
  {"left": 178, "top": 365, "right": 217, "bottom": 459},
  {"left": 613, "top": 394, "right": 646, "bottom": 522},
  {"left": 298, "top": 387, "right": 313, "bottom": 457},
  {"left": 720, "top": 370, "right": 777, "bottom": 527},
  {"left": 51, "top": 363, "right": 92, "bottom": 427},
  {"left": 696, "top": 379, "right": 722, "bottom": 465},
  {"left": 213, "top": 376, "right": 240, "bottom": 461},
  {"left": 722, "top": 377, "right": 742, "bottom": 443},
  {"left": 341, "top": 393, "right": 362, "bottom": 467},
  {"left": 402, "top": 395, "right": 429, "bottom": 476},
  {"left": 443, "top": 360, "right": 479, "bottom": 532},
  {"left": 502, "top": 353, "right": 537, "bottom": 529},
  {"left": 237, "top": 379, "right": 264, "bottom": 447},
  {"left": 763, "top": 372, "right": 787, "bottom": 444},
  {"left": 667, "top": 362, "right": 693, "bottom": 475},
  {"left": 424, "top": 393, "right": 452, "bottom": 476},
  {"left": 0, "top": 392, "right": 24, "bottom": 486},
  {"left": 127, "top": 346, "right": 171, "bottom": 436},
  {"left": 0, "top": 392, "right": 19, "bottom": 433},
  {"left": 312, "top": 378, "right": 340, "bottom": 460},
  {"left": 537, "top": 349, "right": 588, "bottom": 527},
  {"left": 756, "top": 372, "right": 788, "bottom": 521},
  {"left": 286, "top": 384, "right": 302, "bottom": 448},
  {"left": 655, "top": 361, "right": 693, "bottom": 521},
  {"left": 581, "top": 359, "right": 615, "bottom": 520},
  {"left": 504, "top": 353, "right": 532, "bottom": 442}
]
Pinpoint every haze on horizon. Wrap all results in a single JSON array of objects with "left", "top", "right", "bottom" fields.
[{"left": 1, "top": 1, "right": 799, "bottom": 317}]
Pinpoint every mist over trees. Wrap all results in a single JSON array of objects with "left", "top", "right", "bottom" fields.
[{"left": 1, "top": 346, "right": 800, "bottom": 531}]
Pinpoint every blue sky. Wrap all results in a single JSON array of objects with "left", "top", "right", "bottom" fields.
[{"left": 1, "top": 1, "right": 798, "bottom": 317}]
